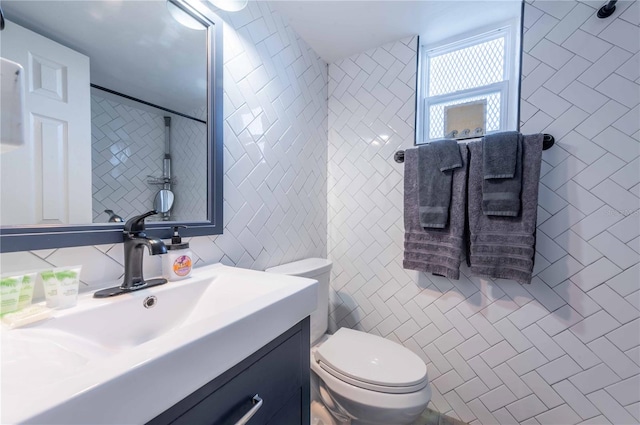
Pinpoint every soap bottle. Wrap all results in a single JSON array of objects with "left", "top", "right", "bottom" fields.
[{"left": 163, "top": 226, "right": 193, "bottom": 281}]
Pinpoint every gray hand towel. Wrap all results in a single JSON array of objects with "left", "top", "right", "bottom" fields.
[
  {"left": 468, "top": 134, "right": 543, "bottom": 284},
  {"left": 418, "top": 139, "right": 462, "bottom": 228},
  {"left": 483, "top": 130, "right": 520, "bottom": 178},
  {"left": 482, "top": 133, "right": 523, "bottom": 216},
  {"left": 404, "top": 145, "right": 468, "bottom": 280}
]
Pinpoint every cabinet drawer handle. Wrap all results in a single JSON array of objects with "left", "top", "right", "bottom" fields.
[{"left": 234, "top": 394, "right": 263, "bottom": 425}]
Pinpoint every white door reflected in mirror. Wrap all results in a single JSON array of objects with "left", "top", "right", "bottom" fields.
[{"left": 1, "top": 22, "right": 92, "bottom": 225}]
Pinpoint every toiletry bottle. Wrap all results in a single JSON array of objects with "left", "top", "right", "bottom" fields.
[{"left": 163, "top": 226, "right": 192, "bottom": 281}]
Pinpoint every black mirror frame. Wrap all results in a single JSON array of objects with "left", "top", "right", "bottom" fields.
[{"left": 0, "top": 0, "right": 224, "bottom": 253}]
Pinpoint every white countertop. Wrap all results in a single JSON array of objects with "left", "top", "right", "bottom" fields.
[{"left": 1, "top": 263, "right": 317, "bottom": 424}]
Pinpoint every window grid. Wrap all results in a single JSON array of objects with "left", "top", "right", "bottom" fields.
[{"left": 428, "top": 37, "right": 506, "bottom": 97}]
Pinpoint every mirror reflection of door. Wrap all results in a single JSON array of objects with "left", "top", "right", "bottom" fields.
[
  {"left": 0, "top": 1, "right": 208, "bottom": 226},
  {"left": 1, "top": 22, "right": 92, "bottom": 225}
]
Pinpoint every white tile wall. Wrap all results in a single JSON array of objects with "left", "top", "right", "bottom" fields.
[
  {"left": 327, "top": 1, "right": 639, "bottom": 423},
  {"left": 91, "top": 94, "right": 165, "bottom": 222},
  {"left": 1, "top": 2, "right": 328, "bottom": 292},
  {"left": 170, "top": 113, "right": 208, "bottom": 222},
  {"left": 90, "top": 95, "right": 208, "bottom": 223}
]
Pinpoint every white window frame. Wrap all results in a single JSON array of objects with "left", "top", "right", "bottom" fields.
[{"left": 416, "top": 20, "right": 521, "bottom": 144}]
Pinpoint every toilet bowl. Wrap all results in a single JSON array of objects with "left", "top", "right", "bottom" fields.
[
  {"left": 266, "top": 258, "right": 431, "bottom": 425},
  {"left": 311, "top": 400, "right": 338, "bottom": 425}
]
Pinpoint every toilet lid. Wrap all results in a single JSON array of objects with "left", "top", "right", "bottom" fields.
[{"left": 315, "top": 328, "right": 428, "bottom": 389}]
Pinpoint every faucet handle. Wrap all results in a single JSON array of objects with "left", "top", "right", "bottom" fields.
[{"left": 124, "top": 210, "right": 158, "bottom": 234}]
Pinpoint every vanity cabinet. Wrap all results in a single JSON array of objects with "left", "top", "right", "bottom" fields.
[{"left": 148, "top": 318, "right": 310, "bottom": 425}]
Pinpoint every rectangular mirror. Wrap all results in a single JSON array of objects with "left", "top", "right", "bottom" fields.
[{"left": 0, "top": 0, "right": 223, "bottom": 252}]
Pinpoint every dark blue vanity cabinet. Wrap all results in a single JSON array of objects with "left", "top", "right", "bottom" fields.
[{"left": 148, "top": 318, "right": 310, "bottom": 425}]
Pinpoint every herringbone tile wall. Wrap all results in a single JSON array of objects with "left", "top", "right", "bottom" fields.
[
  {"left": 327, "top": 2, "right": 639, "bottom": 424},
  {"left": 90, "top": 95, "right": 208, "bottom": 223},
  {"left": 169, "top": 114, "right": 208, "bottom": 222},
  {"left": 1, "top": 2, "right": 328, "bottom": 292},
  {"left": 91, "top": 94, "right": 166, "bottom": 223}
]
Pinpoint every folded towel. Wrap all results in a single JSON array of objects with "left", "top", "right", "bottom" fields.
[
  {"left": 435, "top": 139, "right": 463, "bottom": 171},
  {"left": 418, "top": 139, "right": 462, "bottom": 228},
  {"left": 483, "top": 130, "right": 520, "bottom": 179},
  {"left": 468, "top": 134, "right": 543, "bottom": 284},
  {"left": 482, "top": 133, "right": 523, "bottom": 216},
  {"left": 404, "top": 145, "right": 468, "bottom": 280}
]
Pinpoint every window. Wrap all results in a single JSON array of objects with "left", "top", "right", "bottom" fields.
[{"left": 417, "top": 23, "right": 520, "bottom": 143}]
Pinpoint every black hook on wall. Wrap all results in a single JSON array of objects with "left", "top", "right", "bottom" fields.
[
  {"left": 0, "top": 4, "right": 5, "bottom": 31},
  {"left": 542, "top": 133, "right": 555, "bottom": 150},
  {"left": 597, "top": 0, "right": 618, "bottom": 18}
]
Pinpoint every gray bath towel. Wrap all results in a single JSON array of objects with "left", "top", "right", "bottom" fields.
[
  {"left": 404, "top": 145, "right": 468, "bottom": 280},
  {"left": 482, "top": 132, "right": 523, "bottom": 216},
  {"left": 419, "top": 139, "right": 462, "bottom": 228},
  {"left": 468, "top": 134, "right": 543, "bottom": 284}
]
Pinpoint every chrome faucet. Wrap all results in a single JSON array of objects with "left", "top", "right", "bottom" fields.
[{"left": 94, "top": 210, "right": 168, "bottom": 298}]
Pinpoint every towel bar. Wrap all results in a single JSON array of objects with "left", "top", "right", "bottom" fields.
[{"left": 394, "top": 134, "right": 554, "bottom": 163}]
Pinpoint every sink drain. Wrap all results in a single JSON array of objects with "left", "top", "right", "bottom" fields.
[{"left": 143, "top": 296, "right": 157, "bottom": 309}]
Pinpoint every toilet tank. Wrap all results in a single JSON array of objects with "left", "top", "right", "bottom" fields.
[{"left": 266, "top": 258, "right": 332, "bottom": 344}]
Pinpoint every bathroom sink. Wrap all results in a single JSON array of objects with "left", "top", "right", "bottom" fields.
[
  {"left": 27, "top": 271, "right": 288, "bottom": 352},
  {"left": 1, "top": 263, "right": 317, "bottom": 424},
  {"left": 25, "top": 279, "right": 210, "bottom": 353}
]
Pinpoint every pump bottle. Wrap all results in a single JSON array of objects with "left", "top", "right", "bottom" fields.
[{"left": 163, "top": 226, "right": 193, "bottom": 281}]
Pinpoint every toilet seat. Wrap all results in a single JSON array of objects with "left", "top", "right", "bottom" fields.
[
  {"left": 318, "top": 361, "right": 428, "bottom": 394},
  {"left": 314, "top": 328, "right": 429, "bottom": 394}
]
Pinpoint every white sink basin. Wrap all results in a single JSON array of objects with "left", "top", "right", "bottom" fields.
[{"left": 1, "top": 263, "right": 317, "bottom": 424}]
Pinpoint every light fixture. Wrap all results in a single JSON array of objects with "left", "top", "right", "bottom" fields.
[
  {"left": 207, "top": 0, "right": 248, "bottom": 12},
  {"left": 166, "top": 1, "right": 205, "bottom": 30}
]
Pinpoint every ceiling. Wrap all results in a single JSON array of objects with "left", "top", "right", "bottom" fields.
[
  {"left": 271, "top": 0, "right": 523, "bottom": 63},
  {"left": 2, "top": 1, "right": 208, "bottom": 116}
]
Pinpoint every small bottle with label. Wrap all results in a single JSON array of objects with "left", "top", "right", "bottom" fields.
[{"left": 163, "top": 226, "right": 193, "bottom": 281}]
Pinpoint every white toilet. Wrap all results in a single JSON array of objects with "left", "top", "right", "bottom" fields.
[{"left": 266, "top": 258, "right": 431, "bottom": 425}]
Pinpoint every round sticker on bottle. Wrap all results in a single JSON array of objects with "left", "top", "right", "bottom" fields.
[{"left": 173, "top": 255, "right": 192, "bottom": 277}]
